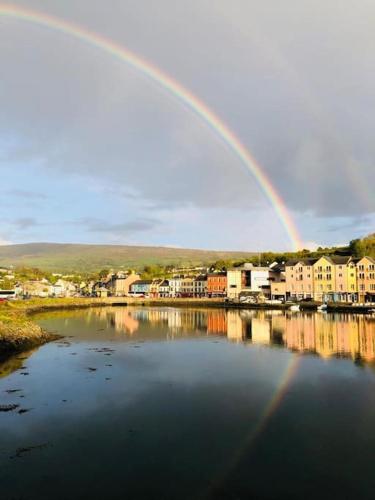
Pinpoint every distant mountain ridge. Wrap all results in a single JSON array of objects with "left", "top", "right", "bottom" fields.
[{"left": 0, "top": 243, "right": 257, "bottom": 273}]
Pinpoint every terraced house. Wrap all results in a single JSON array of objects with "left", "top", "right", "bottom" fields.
[
  {"left": 356, "top": 256, "right": 375, "bottom": 303},
  {"left": 312, "top": 256, "right": 335, "bottom": 301},
  {"left": 285, "top": 255, "right": 372, "bottom": 302},
  {"left": 285, "top": 258, "right": 316, "bottom": 300},
  {"left": 207, "top": 272, "right": 227, "bottom": 297},
  {"left": 333, "top": 256, "right": 357, "bottom": 302},
  {"left": 313, "top": 256, "right": 358, "bottom": 302}
]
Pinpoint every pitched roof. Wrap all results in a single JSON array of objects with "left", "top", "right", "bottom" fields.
[
  {"left": 194, "top": 274, "right": 207, "bottom": 281},
  {"left": 328, "top": 255, "right": 352, "bottom": 265},
  {"left": 270, "top": 263, "right": 285, "bottom": 272},
  {"left": 356, "top": 256, "right": 375, "bottom": 264},
  {"left": 285, "top": 258, "right": 318, "bottom": 267}
]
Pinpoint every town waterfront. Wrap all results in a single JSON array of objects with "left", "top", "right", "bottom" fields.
[{"left": 1, "top": 307, "right": 375, "bottom": 499}]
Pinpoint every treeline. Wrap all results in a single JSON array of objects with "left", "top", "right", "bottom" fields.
[
  {"left": 2, "top": 234, "right": 373, "bottom": 284},
  {"left": 349, "top": 233, "right": 375, "bottom": 259}
]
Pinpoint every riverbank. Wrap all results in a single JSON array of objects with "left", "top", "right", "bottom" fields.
[
  {"left": 1, "top": 296, "right": 373, "bottom": 356},
  {"left": 0, "top": 298, "right": 111, "bottom": 356}
]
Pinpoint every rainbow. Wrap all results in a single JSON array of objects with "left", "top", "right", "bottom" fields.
[
  {"left": 205, "top": 354, "right": 301, "bottom": 495},
  {"left": 0, "top": 3, "right": 301, "bottom": 250}
]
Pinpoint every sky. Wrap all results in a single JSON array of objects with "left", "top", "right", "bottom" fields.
[{"left": 1, "top": 0, "right": 374, "bottom": 251}]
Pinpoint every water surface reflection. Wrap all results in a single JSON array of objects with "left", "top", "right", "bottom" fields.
[
  {"left": 0, "top": 307, "right": 374, "bottom": 500},
  {"left": 37, "top": 307, "right": 375, "bottom": 367}
]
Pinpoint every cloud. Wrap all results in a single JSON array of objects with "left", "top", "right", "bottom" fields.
[
  {"left": 0, "top": 0, "right": 374, "bottom": 248},
  {"left": 78, "top": 217, "right": 161, "bottom": 234},
  {"left": 12, "top": 218, "right": 39, "bottom": 230}
]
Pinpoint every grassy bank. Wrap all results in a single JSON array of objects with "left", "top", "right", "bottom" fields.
[{"left": 0, "top": 298, "right": 110, "bottom": 356}]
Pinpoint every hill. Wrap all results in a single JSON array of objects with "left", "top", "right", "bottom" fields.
[{"left": 0, "top": 243, "right": 257, "bottom": 273}]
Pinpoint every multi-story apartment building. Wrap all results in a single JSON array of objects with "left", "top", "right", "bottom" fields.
[
  {"left": 313, "top": 256, "right": 337, "bottom": 301},
  {"left": 227, "top": 264, "right": 270, "bottom": 299},
  {"left": 356, "top": 256, "right": 375, "bottom": 303},
  {"left": 285, "top": 258, "right": 316, "bottom": 300},
  {"left": 313, "top": 256, "right": 359, "bottom": 302},
  {"left": 207, "top": 272, "right": 227, "bottom": 297},
  {"left": 333, "top": 256, "right": 357, "bottom": 302},
  {"left": 285, "top": 255, "right": 372, "bottom": 302},
  {"left": 168, "top": 276, "right": 183, "bottom": 298},
  {"left": 180, "top": 277, "right": 195, "bottom": 297},
  {"left": 193, "top": 275, "right": 207, "bottom": 298}
]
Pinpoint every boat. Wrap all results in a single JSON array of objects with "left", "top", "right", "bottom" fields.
[
  {"left": 290, "top": 304, "right": 300, "bottom": 311},
  {"left": 317, "top": 304, "right": 328, "bottom": 312}
]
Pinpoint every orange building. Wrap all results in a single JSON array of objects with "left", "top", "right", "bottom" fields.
[
  {"left": 207, "top": 272, "right": 227, "bottom": 297},
  {"left": 207, "top": 310, "right": 227, "bottom": 335}
]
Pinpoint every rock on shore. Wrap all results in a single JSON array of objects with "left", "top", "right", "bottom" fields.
[{"left": 0, "top": 319, "right": 59, "bottom": 355}]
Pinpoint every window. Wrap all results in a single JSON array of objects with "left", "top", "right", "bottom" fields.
[
  {"left": 327, "top": 274, "right": 332, "bottom": 280},
  {"left": 359, "top": 265, "right": 364, "bottom": 271},
  {"left": 327, "top": 285, "right": 332, "bottom": 291},
  {"left": 370, "top": 284, "right": 375, "bottom": 291},
  {"left": 326, "top": 266, "right": 331, "bottom": 272},
  {"left": 318, "top": 274, "right": 323, "bottom": 280},
  {"left": 339, "top": 273, "right": 342, "bottom": 277},
  {"left": 360, "top": 285, "right": 365, "bottom": 291}
]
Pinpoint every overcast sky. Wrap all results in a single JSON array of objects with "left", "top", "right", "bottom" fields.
[{"left": 1, "top": 0, "right": 374, "bottom": 251}]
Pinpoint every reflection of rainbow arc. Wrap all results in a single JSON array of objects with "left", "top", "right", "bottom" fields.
[
  {"left": 206, "top": 354, "right": 301, "bottom": 496},
  {"left": 0, "top": 3, "right": 302, "bottom": 250}
]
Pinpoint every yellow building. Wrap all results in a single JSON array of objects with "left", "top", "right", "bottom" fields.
[
  {"left": 285, "top": 258, "right": 317, "bottom": 300},
  {"left": 333, "top": 257, "right": 357, "bottom": 302},
  {"left": 356, "top": 256, "right": 375, "bottom": 303},
  {"left": 286, "top": 255, "right": 360, "bottom": 302},
  {"left": 313, "top": 256, "right": 336, "bottom": 301}
]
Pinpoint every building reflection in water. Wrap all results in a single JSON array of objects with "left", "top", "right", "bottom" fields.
[{"left": 104, "top": 307, "right": 375, "bottom": 366}]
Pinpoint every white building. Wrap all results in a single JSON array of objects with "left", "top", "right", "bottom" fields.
[
  {"left": 53, "top": 279, "right": 77, "bottom": 297},
  {"left": 194, "top": 275, "right": 207, "bottom": 297},
  {"left": 168, "top": 276, "right": 183, "bottom": 298},
  {"left": 227, "top": 263, "right": 270, "bottom": 299}
]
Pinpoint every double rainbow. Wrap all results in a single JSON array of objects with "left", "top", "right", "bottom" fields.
[{"left": 0, "top": 3, "right": 301, "bottom": 250}]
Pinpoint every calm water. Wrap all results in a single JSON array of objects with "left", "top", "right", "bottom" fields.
[{"left": 1, "top": 307, "right": 375, "bottom": 500}]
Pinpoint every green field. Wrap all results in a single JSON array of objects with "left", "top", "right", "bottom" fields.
[{"left": 0, "top": 243, "right": 256, "bottom": 273}]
